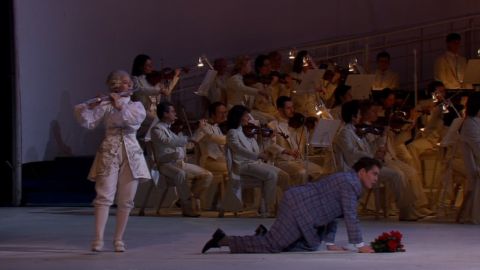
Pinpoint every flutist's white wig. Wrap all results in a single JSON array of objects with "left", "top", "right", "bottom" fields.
[{"left": 106, "top": 70, "right": 132, "bottom": 90}]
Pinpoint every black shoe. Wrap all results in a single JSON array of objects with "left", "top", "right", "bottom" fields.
[
  {"left": 182, "top": 211, "right": 200, "bottom": 217},
  {"left": 201, "top": 228, "right": 226, "bottom": 253},
  {"left": 254, "top": 224, "right": 268, "bottom": 236},
  {"left": 175, "top": 200, "right": 182, "bottom": 208},
  {"left": 182, "top": 206, "right": 200, "bottom": 217}
]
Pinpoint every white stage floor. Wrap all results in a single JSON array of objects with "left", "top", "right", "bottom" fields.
[{"left": 1, "top": 207, "right": 479, "bottom": 270}]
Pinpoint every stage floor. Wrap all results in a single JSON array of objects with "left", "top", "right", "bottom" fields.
[{"left": 1, "top": 207, "right": 479, "bottom": 270}]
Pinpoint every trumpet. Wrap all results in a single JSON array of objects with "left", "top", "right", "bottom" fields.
[{"left": 84, "top": 88, "right": 139, "bottom": 105}]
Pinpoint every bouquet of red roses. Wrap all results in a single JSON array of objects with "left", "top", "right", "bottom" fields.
[{"left": 370, "top": 230, "right": 406, "bottom": 253}]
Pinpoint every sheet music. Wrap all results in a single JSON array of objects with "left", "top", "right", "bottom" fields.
[
  {"left": 440, "top": 118, "right": 463, "bottom": 147},
  {"left": 195, "top": 69, "right": 218, "bottom": 96},
  {"left": 346, "top": 74, "right": 375, "bottom": 100},
  {"left": 310, "top": 119, "right": 341, "bottom": 147},
  {"left": 463, "top": 59, "right": 480, "bottom": 85},
  {"left": 296, "top": 69, "right": 325, "bottom": 94}
]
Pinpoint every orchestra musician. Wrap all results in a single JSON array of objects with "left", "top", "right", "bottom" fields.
[
  {"left": 267, "top": 96, "right": 325, "bottom": 184},
  {"left": 371, "top": 51, "right": 400, "bottom": 91},
  {"left": 434, "top": 33, "right": 472, "bottom": 90},
  {"left": 290, "top": 50, "right": 323, "bottom": 117},
  {"left": 225, "top": 55, "right": 269, "bottom": 110},
  {"left": 207, "top": 58, "right": 229, "bottom": 105},
  {"left": 130, "top": 54, "right": 181, "bottom": 146},
  {"left": 333, "top": 100, "right": 425, "bottom": 221},
  {"left": 251, "top": 54, "right": 281, "bottom": 123},
  {"left": 359, "top": 100, "right": 433, "bottom": 217},
  {"left": 226, "top": 105, "right": 291, "bottom": 217},
  {"left": 319, "top": 68, "right": 342, "bottom": 107},
  {"left": 329, "top": 84, "right": 353, "bottom": 120},
  {"left": 190, "top": 102, "right": 229, "bottom": 210},
  {"left": 268, "top": 50, "right": 289, "bottom": 74},
  {"left": 149, "top": 101, "right": 213, "bottom": 217},
  {"left": 407, "top": 81, "right": 447, "bottom": 173},
  {"left": 459, "top": 92, "right": 480, "bottom": 224}
]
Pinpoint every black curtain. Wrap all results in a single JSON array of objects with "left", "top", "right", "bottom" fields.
[{"left": 0, "top": 0, "right": 15, "bottom": 205}]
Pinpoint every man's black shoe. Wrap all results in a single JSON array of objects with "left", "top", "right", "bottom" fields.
[
  {"left": 201, "top": 228, "right": 226, "bottom": 253},
  {"left": 254, "top": 224, "right": 268, "bottom": 236}
]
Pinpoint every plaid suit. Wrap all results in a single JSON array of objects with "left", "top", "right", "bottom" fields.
[{"left": 228, "top": 172, "right": 363, "bottom": 253}]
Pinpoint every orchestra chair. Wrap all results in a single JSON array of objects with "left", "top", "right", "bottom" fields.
[
  {"left": 138, "top": 141, "right": 179, "bottom": 216},
  {"left": 225, "top": 146, "right": 270, "bottom": 217}
]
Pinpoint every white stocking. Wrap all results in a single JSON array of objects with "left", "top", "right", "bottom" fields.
[
  {"left": 94, "top": 205, "right": 110, "bottom": 241},
  {"left": 113, "top": 209, "right": 130, "bottom": 241}
]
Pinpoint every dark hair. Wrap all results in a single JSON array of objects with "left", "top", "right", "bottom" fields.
[
  {"left": 292, "top": 50, "right": 308, "bottom": 73},
  {"left": 268, "top": 51, "right": 281, "bottom": 60},
  {"left": 466, "top": 92, "right": 480, "bottom": 117},
  {"left": 333, "top": 84, "right": 352, "bottom": 107},
  {"left": 380, "top": 88, "right": 395, "bottom": 102},
  {"left": 427, "top": 81, "right": 444, "bottom": 96},
  {"left": 446, "top": 33, "right": 461, "bottom": 43},
  {"left": 276, "top": 96, "right": 292, "bottom": 109},
  {"left": 352, "top": 157, "right": 382, "bottom": 172},
  {"left": 341, "top": 99, "right": 360, "bottom": 123},
  {"left": 254, "top": 54, "right": 269, "bottom": 74},
  {"left": 376, "top": 51, "right": 391, "bottom": 61},
  {"left": 359, "top": 99, "right": 375, "bottom": 117},
  {"left": 232, "top": 55, "right": 250, "bottom": 75},
  {"left": 208, "top": 101, "right": 226, "bottom": 117},
  {"left": 157, "top": 101, "right": 174, "bottom": 119},
  {"left": 226, "top": 105, "right": 250, "bottom": 130},
  {"left": 131, "top": 54, "right": 151, "bottom": 76}
]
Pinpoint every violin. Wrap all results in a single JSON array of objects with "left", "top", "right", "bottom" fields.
[
  {"left": 242, "top": 123, "right": 274, "bottom": 138},
  {"left": 146, "top": 67, "right": 189, "bottom": 85},
  {"left": 217, "top": 121, "right": 229, "bottom": 135},
  {"left": 269, "top": 71, "right": 301, "bottom": 84},
  {"left": 388, "top": 111, "right": 413, "bottom": 133},
  {"left": 355, "top": 123, "right": 385, "bottom": 137},
  {"left": 288, "top": 112, "right": 318, "bottom": 131},
  {"left": 170, "top": 119, "right": 186, "bottom": 135},
  {"left": 243, "top": 72, "right": 299, "bottom": 87}
]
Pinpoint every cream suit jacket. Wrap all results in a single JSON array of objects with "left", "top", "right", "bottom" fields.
[
  {"left": 149, "top": 121, "right": 187, "bottom": 164},
  {"left": 434, "top": 51, "right": 471, "bottom": 89},
  {"left": 226, "top": 74, "right": 259, "bottom": 108},
  {"left": 372, "top": 69, "right": 400, "bottom": 90},
  {"left": 333, "top": 123, "right": 373, "bottom": 171},
  {"left": 226, "top": 127, "right": 283, "bottom": 174},
  {"left": 192, "top": 122, "right": 226, "bottom": 167},
  {"left": 268, "top": 117, "right": 307, "bottom": 161}
]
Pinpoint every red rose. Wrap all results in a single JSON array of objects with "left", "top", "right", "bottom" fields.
[
  {"left": 390, "top": 231, "right": 402, "bottom": 240},
  {"left": 387, "top": 240, "right": 398, "bottom": 251}
]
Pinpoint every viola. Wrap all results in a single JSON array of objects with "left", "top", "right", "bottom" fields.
[
  {"left": 355, "top": 123, "right": 385, "bottom": 137},
  {"left": 269, "top": 71, "right": 301, "bottom": 84},
  {"left": 170, "top": 119, "right": 186, "bottom": 135},
  {"left": 288, "top": 112, "right": 318, "bottom": 130},
  {"left": 388, "top": 111, "right": 413, "bottom": 133},
  {"left": 217, "top": 121, "right": 229, "bottom": 135},
  {"left": 243, "top": 72, "right": 299, "bottom": 87},
  {"left": 242, "top": 123, "right": 274, "bottom": 138}
]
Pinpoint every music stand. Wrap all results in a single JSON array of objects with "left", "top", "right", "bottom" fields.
[
  {"left": 346, "top": 74, "right": 375, "bottom": 100},
  {"left": 439, "top": 117, "right": 463, "bottom": 147},
  {"left": 308, "top": 119, "right": 342, "bottom": 172},
  {"left": 296, "top": 69, "right": 325, "bottom": 94},
  {"left": 194, "top": 69, "right": 217, "bottom": 96},
  {"left": 436, "top": 117, "right": 463, "bottom": 212},
  {"left": 463, "top": 59, "right": 480, "bottom": 91}
]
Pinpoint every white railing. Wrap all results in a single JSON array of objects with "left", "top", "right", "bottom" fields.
[{"left": 172, "top": 13, "right": 480, "bottom": 119}]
